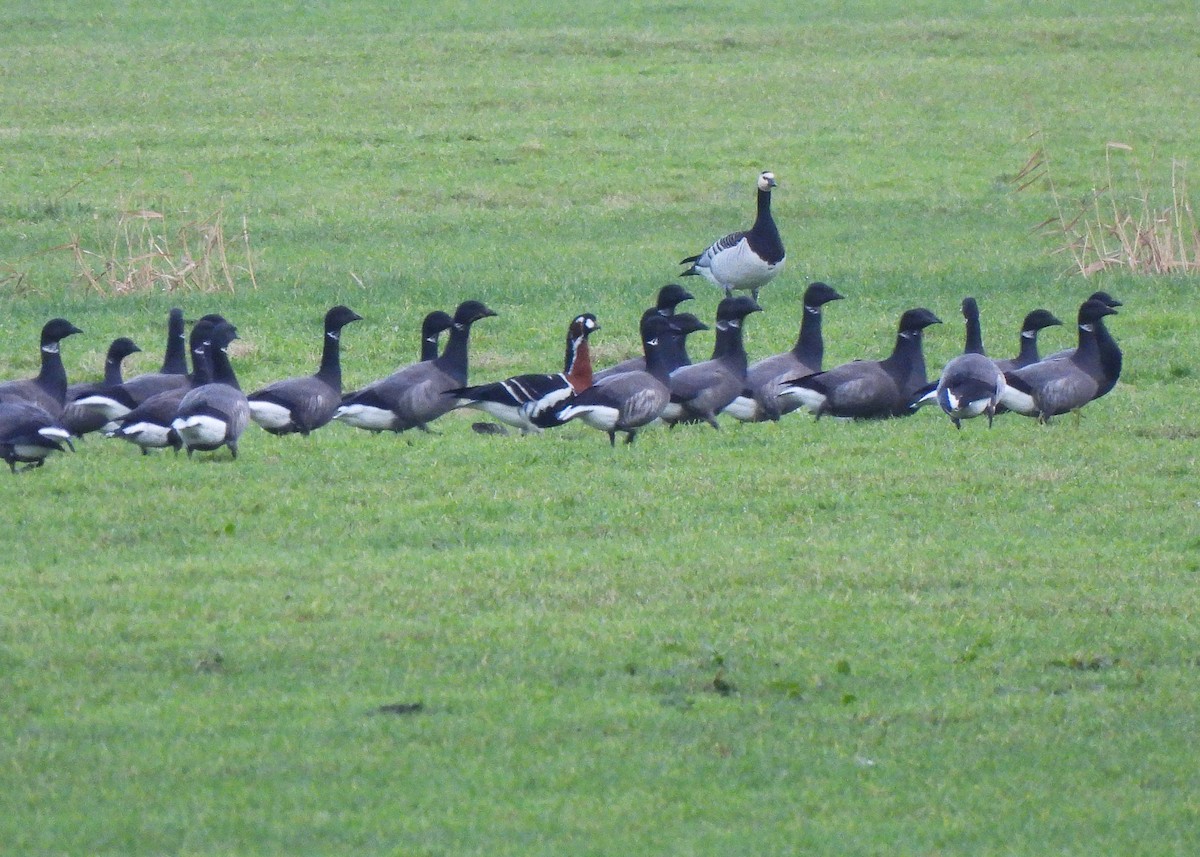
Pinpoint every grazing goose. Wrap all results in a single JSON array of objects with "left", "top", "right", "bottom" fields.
[
  {"left": 106, "top": 317, "right": 220, "bottom": 454},
  {"left": 725, "top": 281, "right": 845, "bottom": 422},
  {"left": 931, "top": 297, "right": 1004, "bottom": 429},
  {"left": 172, "top": 321, "right": 250, "bottom": 459},
  {"left": 680, "top": 171, "right": 785, "bottom": 300},
  {"left": 247, "top": 305, "right": 363, "bottom": 436},
  {"left": 993, "top": 309, "right": 1063, "bottom": 373},
  {"left": 61, "top": 337, "right": 143, "bottom": 436},
  {"left": 0, "top": 318, "right": 84, "bottom": 417},
  {"left": 1043, "top": 291, "right": 1123, "bottom": 399},
  {"left": 334, "top": 300, "right": 497, "bottom": 434},
  {"left": 553, "top": 314, "right": 677, "bottom": 446},
  {"left": 998, "top": 298, "right": 1117, "bottom": 423},
  {"left": 120, "top": 307, "right": 190, "bottom": 404},
  {"left": 780, "top": 308, "right": 942, "bottom": 420},
  {"left": 449, "top": 313, "right": 599, "bottom": 434},
  {"left": 661, "top": 295, "right": 762, "bottom": 428},
  {"left": 0, "top": 400, "right": 73, "bottom": 473}
]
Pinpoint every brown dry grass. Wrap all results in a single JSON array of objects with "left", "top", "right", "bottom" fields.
[
  {"left": 59, "top": 206, "right": 258, "bottom": 295},
  {"left": 1018, "top": 133, "right": 1200, "bottom": 276}
]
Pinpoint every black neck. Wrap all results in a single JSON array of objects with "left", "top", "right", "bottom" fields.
[
  {"left": 209, "top": 345, "right": 240, "bottom": 390},
  {"left": 161, "top": 311, "right": 188, "bottom": 374},
  {"left": 316, "top": 329, "right": 344, "bottom": 389},
  {"left": 661, "top": 332, "right": 694, "bottom": 373},
  {"left": 103, "top": 354, "right": 126, "bottom": 386},
  {"left": 1015, "top": 331, "right": 1040, "bottom": 365},
  {"left": 884, "top": 330, "right": 927, "bottom": 385},
  {"left": 37, "top": 343, "right": 69, "bottom": 405},
  {"left": 963, "top": 312, "right": 985, "bottom": 355},
  {"left": 711, "top": 319, "right": 749, "bottom": 373},
  {"left": 437, "top": 322, "right": 474, "bottom": 384},
  {"left": 792, "top": 304, "right": 824, "bottom": 365}
]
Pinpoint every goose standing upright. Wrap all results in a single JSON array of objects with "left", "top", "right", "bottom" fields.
[
  {"left": 993, "top": 309, "right": 1063, "bottom": 373},
  {"left": 0, "top": 400, "right": 73, "bottom": 473},
  {"left": 120, "top": 307, "right": 190, "bottom": 404},
  {"left": 932, "top": 297, "right": 1004, "bottom": 429},
  {"left": 725, "top": 281, "right": 844, "bottom": 422},
  {"left": 334, "top": 300, "right": 497, "bottom": 433},
  {"left": 998, "top": 298, "right": 1118, "bottom": 422},
  {"left": 106, "top": 317, "right": 221, "bottom": 454},
  {"left": 247, "top": 305, "right": 363, "bottom": 436},
  {"left": 661, "top": 295, "right": 762, "bottom": 428},
  {"left": 780, "top": 308, "right": 942, "bottom": 419},
  {"left": 61, "top": 337, "right": 143, "bottom": 436},
  {"left": 680, "top": 171, "right": 785, "bottom": 301},
  {"left": 0, "top": 318, "right": 83, "bottom": 417},
  {"left": 553, "top": 314, "right": 677, "bottom": 446},
  {"left": 172, "top": 321, "right": 250, "bottom": 458},
  {"left": 448, "top": 313, "right": 599, "bottom": 433}
]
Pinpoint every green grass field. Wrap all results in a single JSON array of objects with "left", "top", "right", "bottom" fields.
[{"left": 3, "top": 2, "right": 1200, "bottom": 854}]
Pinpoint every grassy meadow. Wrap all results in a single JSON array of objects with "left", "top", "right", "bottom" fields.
[{"left": 3, "top": 1, "right": 1200, "bottom": 854}]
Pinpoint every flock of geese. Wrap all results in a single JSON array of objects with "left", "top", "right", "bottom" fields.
[{"left": 0, "top": 171, "right": 1123, "bottom": 470}]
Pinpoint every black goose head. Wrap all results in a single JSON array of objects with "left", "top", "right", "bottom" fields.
[
  {"left": 715, "top": 295, "right": 763, "bottom": 328},
  {"left": 803, "top": 282, "right": 844, "bottom": 311},
  {"left": 107, "top": 337, "right": 142, "bottom": 363},
  {"left": 1021, "top": 309, "right": 1062, "bottom": 334},
  {"left": 898, "top": 308, "right": 943, "bottom": 338},
  {"left": 324, "top": 305, "right": 363, "bottom": 334},
  {"left": 655, "top": 284, "right": 694, "bottom": 315},
  {"left": 961, "top": 297, "right": 979, "bottom": 321},
  {"left": 667, "top": 312, "right": 709, "bottom": 337},
  {"left": 451, "top": 300, "right": 498, "bottom": 328},
  {"left": 421, "top": 310, "right": 454, "bottom": 339},
  {"left": 1088, "top": 291, "right": 1123, "bottom": 309},
  {"left": 41, "top": 318, "right": 83, "bottom": 348},
  {"left": 757, "top": 171, "right": 778, "bottom": 193},
  {"left": 209, "top": 321, "right": 239, "bottom": 351},
  {"left": 1078, "top": 298, "right": 1118, "bottom": 327}
]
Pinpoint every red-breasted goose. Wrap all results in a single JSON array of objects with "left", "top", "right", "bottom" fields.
[
  {"left": 334, "top": 300, "right": 497, "bottom": 433},
  {"left": 993, "top": 309, "right": 1063, "bottom": 373},
  {"left": 780, "top": 308, "right": 942, "bottom": 419},
  {"left": 662, "top": 295, "right": 762, "bottom": 428},
  {"left": 172, "top": 321, "right": 250, "bottom": 459},
  {"left": 449, "top": 313, "right": 599, "bottom": 434},
  {"left": 725, "top": 281, "right": 844, "bottom": 422},
  {"left": 553, "top": 313, "right": 677, "bottom": 446},
  {"left": 680, "top": 171, "right": 785, "bottom": 301},
  {"left": 0, "top": 400, "right": 73, "bottom": 473},
  {"left": 61, "top": 337, "right": 142, "bottom": 436},
  {"left": 998, "top": 298, "right": 1117, "bottom": 422},
  {"left": 247, "top": 305, "right": 363, "bottom": 436},
  {"left": 0, "top": 318, "right": 83, "bottom": 418}
]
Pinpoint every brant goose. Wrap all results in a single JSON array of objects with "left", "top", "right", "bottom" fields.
[
  {"left": 0, "top": 400, "right": 73, "bottom": 473},
  {"left": 661, "top": 295, "right": 762, "bottom": 428},
  {"left": 1043, "top": 291, "right": 1123, "bottom": 399},
  {"left": 334, "top": 300, "right": 497, "bottom": 433},
  {"left": 780, "top": 308, "right": 942, "bottom": 419},
  {"left": 120, "top": 307, "right": 191, "bottom": 404},
  {"left": 0, "top": 318, "right": 83, "bottom": 417},
  {"left": 680, "top": 171, "right": 786, "bottom": 301},
  {"left": 998, "top": 298, "right": 1117, "bottom": 422},
  {"left": 993, "top": 309, "right": 1063, "bottom": 373},
  {"left": 725, "top": 281, "right": 844, "bottom": 422},
  {"left": 61, "top": 337, "right": 142, "bottom": 436},
  {"left": 449, "top": 313, "right": 599, "bottom": 433},
  {"left": 172, "top": 321, "right": 250, "bottom": 458},
  {"left": 931, "top": 297, "right": 1004, "bottom": 428},
  {"left": 247, "top": 305, "right": 363, "bottom": 436}
]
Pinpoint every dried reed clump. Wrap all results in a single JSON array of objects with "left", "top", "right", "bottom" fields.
[
  {"left": 60, "top": 207, "right": 258, "bottom": 295},
  {"left": 1017, "top": 135, "right": 1200, "bottom": 276}
]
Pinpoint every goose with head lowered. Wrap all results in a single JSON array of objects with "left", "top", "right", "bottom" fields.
[
  {"left": 0, "top": 318, "right": 84, "bottom": 418},
  {"left": 998, "top": 298, "right": 1117, "bottom": 423},
  {"left": 0, "top": 400, "right": 73, "bottom": 473},
  {"left": 447, "top": 313, "right": 599, "bottom": 434},
  {"left": 680, "top": 171, "right": 786, "bottom": 301},
  {"left": 105, "top": 316, "right": 222, "bottom": 454},
  {"left": 993, "top": 308, "right": 1063, "bottom": 373},
  {"left": 172, "top": 321, "right": 250, "bottom": 459},
  {"left": 247, "top": 305, "right": 363, "bottom": 436},
  {"left": 780, "top": 307, "right": 942, "bottom": 420},
  {"left": 61, "top": 337, "right": 143, "bottom": 436},
  {"left": 1042, "top": 290, "right": 1123, "bottom": 399},
  {"left": 725, "top": 281, "right": 844, "bottom": 422},
  {"left": 661, "top": 294, "right": 762, "bottom": 429},
  {"left": 552, "top": 313, "right": 677, "bottom": 446},
  {"left": 334, "top": 300, "right": 497, "bottom": 434},
  {"left": 926, "top": 297, "right": 1004, "bottom": 429}
]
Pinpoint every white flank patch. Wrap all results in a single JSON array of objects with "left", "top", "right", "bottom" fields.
[
  {"left": 561, "top": 404, "right": 618, "bottom": 431},
  {"left": 778, "top": 385, "right": 826, "bottom": 413},
  {"left": 471, "top": 400, "right": 526, "bottom": 429},
  {"left": 248, "top": 400, "right": 294, "bottom": 430},
  {"left": 997, "top": 384, "right": 1037, "bottom": 416},
  {"left": 71, "top": 395, "right": 131, "bottom": 421},
  {"left": 333, "top": 404, "right": 395, "bottom": 430},
  {"left": 722, "top": 396, "right": 757, "bottom": 422},
  {"left": 37, "top": 427, "right": 71, "bottom": 442},
  {"left": 115, "top": 422, "right": 172, "bottom": 447},
  {"left": 172, "top": 414, "right": 227, "bottom": 446},
  {"left": 659, "top": 402, "right": 684, "bottom": 423}
]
